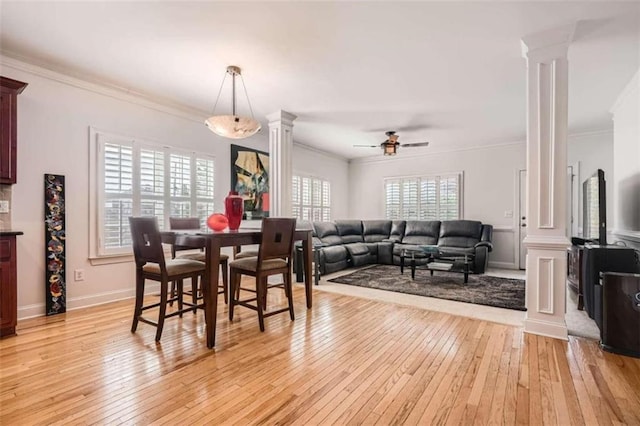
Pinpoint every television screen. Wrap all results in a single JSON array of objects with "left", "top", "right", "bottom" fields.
[{"left": 583, "top": 169, "right": 607, "bottom": 245}]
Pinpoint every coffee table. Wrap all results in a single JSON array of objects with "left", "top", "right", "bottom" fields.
[{"left": 400, "top": 245, "right": 472, "bottom": 283}]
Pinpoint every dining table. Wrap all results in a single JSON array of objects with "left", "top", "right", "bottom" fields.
[{"left": 161, "top": 227, "right": 314, "bottom": 348}]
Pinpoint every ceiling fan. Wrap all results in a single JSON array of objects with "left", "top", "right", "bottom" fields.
[{"left": 354, "top": 131, "right": 429, "bottom": 156}]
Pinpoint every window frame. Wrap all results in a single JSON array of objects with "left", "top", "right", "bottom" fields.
[
  {"left": 383, "top": 172, "right": 464, "bottom": 221},
  {"left": 89, "top": 127, "right": 215, "bottom": 260}
]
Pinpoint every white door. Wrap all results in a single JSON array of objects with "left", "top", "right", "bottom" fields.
[{"left": 518, "top": 170, "right": 527, "bottom": 269}]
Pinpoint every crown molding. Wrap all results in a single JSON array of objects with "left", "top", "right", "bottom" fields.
[
  {"left": 0, "top": 52, "right": 209, "bottom": 124},
  {"left": 293, "top": 141, "right": 349, "bottom": 162},
  {"left": 610, "top": 68, "right": 639, "bottom": 115},
  {"left": 567, "top": 128, "right": 613, "bottom": 139}
]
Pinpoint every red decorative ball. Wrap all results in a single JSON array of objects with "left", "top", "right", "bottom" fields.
[{"left": 207, "top": 213, "right": 229, "bottom": 231}]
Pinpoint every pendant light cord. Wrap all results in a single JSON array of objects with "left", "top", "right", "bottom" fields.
[
  {"left": 239, "top": 74, "right": 257, "bottom": 119},
  {"left": 210, "top": 72, "right": 229, "bottom": 115},
  {"left": 209, "top": 67, "right": 256, "bottom": 119}
]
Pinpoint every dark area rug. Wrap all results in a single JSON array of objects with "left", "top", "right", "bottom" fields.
[{"left": 328, "top": 264, "right": 526, "bottom": 311}]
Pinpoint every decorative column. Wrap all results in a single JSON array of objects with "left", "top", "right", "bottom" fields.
[
  {"left": 521, "top": 23, "right": 575, "bottom": 340},
  {"left": 267, "top": 110, "right": 297, "bottom": 217}
]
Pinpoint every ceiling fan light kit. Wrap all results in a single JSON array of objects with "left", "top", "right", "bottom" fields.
[{"left": 205, "top": 65, "right": 261, "bottom": 139}]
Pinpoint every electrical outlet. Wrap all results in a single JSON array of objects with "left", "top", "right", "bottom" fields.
[
  {"left": 74, "top": 269, "right": 85, "bottom": 281},
  {"left": 504, "top": 210, "right": 513, "bottom": 218},
  {"left": 0, "top": 200, "right": 9, "bottom": 214}
]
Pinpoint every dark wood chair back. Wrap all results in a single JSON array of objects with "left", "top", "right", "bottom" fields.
[
  {"left": 258, "top": 218, "right": 297, "bottom": 262},
  {"left": 169, "top": 217, "right": 201, "bottom": 231},
  {"left": 169, "top": 217, "right": 203, "bottom": 257},
  {"left": 129, "top": 216, "right": 166, "bottom": 268}
]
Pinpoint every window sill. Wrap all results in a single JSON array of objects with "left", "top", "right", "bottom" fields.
[{"left": 89, "top": 254, "right": 134, "bottom": 266}]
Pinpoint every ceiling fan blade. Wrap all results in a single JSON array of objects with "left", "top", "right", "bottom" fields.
[
  {"left": 353, "top": 144, "right": 378, "bottom": 148},
  {"left": 401, "top": 142, "right": 430, "bottom": 148}
]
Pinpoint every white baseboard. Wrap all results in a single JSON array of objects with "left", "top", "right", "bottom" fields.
[
  {"left": 488, "top": 261, "right": 518, "bottom": 270},
  {"left": 17, "top": 283, "right": 160, "bottom": 320},
  {"left": 524, "top": 317, "right": 569, "bottom": 341}
]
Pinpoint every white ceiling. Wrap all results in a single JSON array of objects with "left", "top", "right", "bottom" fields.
[{"left": 1, "top": 1, "right": 639, "bottom": 159}]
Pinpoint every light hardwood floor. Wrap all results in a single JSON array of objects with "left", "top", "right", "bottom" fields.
[{"left": 1, "top": 283, "right": 639, "bottom": 425}]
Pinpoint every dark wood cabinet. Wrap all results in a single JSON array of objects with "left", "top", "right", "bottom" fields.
[
  {"left": 0, "top": 77, "right": 28, "bottom": 185},
  {"left": 0, "top": 235, "right": 18, "bottom": 337},
  {"left": 567, "top": 245, "right": 584, "bottom": 310}
]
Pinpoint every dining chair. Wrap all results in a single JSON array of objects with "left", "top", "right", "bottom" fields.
[
  {"left": 129, "top": 216, "right": 205, "bottom": 342},
  {"left": 169, "top": 216, "right": 229, "bottom": 304},
  {"left": 228, "top": 218, "right": 297, "bottom": 331}
]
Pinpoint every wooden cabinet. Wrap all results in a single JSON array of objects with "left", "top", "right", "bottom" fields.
[
  {"left": 567, "top": 245, "right": 584, "bottom": 310},
  {"left": 0, "top": 77, "right": 28, "bottom": 185},
  {"left": 0, "top": 235, "right": 18, "bottom": 337}
]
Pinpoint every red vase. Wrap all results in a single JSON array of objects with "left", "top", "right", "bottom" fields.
[{"left": 225, "top": 191, "right": 244, "bottom": 231}]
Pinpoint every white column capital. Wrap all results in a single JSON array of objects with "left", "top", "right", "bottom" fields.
[
  {"left": 521, "top": 22, "right": 576, "bottom": 62},
  {"left": 267, "top": 110, "right": 297, "bottom": 127}
]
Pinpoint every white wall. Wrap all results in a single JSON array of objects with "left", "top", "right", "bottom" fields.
[
  {"left": 348, "top": 143, "right": 526, "bottom": 269},
  {"left": 4, "top": 59, "right": 345, "bottom": 319},
  {"left": 292, "top": 144, "right": 350, "bottom": 220},
  {"left": 610, "top": 69, "right": 640, "bottom": 248}
]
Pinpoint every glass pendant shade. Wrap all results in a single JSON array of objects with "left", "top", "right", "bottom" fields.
[
  {"left": 205, "top": 65, "right": 261, "bottom": 140},
  {"left": 205, "top": 115, "right": 261, "bottom": 139}
]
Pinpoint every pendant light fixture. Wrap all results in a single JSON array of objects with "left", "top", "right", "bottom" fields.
[{"left": 205, "top": 66, "right": 261, "bottom": 139}]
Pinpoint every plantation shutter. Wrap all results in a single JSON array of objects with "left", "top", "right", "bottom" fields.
[
  {"left": 419, "top": 178, "right": 437, "bottom": 220},
  {"left": 439, "top": 175, "right": 459, "bottom": 220},
  {"left": 195, "top": 157, "right": 215, "bottom": 230},
  {"left": 402, "top": 179, "right": 419, "bottom": 220},
  {"left": 385, "top": 180, "right": 401, "bottom": 219},
  {"left": 139, "top": 148, "right": 165, "bottom": 229},
  {"left": 322, "top": 180, "right": 331, "bottom": 221},
  {"left": 384, "top": 173, "right": 462, "bottom": 220},
  {"left": 93, "top": 129, "right": 218, "bottom": 256},
  {"left": 103, "top": 141, "right": 134, "bottom": 251},
  {"left": 292, "top": 175, "right": 301, "bottom": 220},
  {"left": 170, "top": 153, "right": 191, "bottom": 218},
  {"left": 292, "top": 174, "right": 331, "bottom": 222}
]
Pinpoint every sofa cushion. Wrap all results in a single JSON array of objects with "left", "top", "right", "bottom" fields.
[
  {"left": 362, "top": 220, "right": 392, "bottom": 242},
  {"left": 389, "top": 220, "right": 406, "bottom": 242},
  {"left": 438, "top": 220, "right": 482, "bottom": 248},
  {"left": 313, "top": 222, "right": 342, "bottom": 246},
  {"left": 401, "top": 221, "right": 440, "bottom": 245},
  {"left": 335, "top": 220, "right": 364, "bottom": 244}
]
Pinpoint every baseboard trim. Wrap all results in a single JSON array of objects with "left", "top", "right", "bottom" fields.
[
  {"left": 17, "top": 284, "right": 160, "bottom": 320},
  {"left": 524, "top": 317, "right": 569, "bottom": 341},
  {"left": 488, "top": 261, "right": 518, "bottom": 270}
]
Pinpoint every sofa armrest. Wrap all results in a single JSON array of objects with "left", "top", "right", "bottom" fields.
[{"left": 474, "top": 241, "right": 493, "bottom": 252}]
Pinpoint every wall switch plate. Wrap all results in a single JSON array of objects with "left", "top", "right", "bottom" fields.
[
  {"left": 0, "top": 200, "right": 9, "bottom": 214},
  {"left": 74, "top": 269, "right": 85, "bottom": 281},
  {"left": 504, "top": 210, "right": 513, "bottom": 218}
]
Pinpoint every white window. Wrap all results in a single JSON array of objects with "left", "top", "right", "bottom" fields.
[
  {"left": 384, "top": 173, "right": 462, "bottom": 220},
  {"left": 292, "top": 175, "right": 331, "bottom": 222},
  {"left": 91, "top": 129, "right": 215, "bottom": 257}
]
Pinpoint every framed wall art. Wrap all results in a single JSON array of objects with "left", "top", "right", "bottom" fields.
[{"left": 230, "top": 144, "right": 270, "bottom": 220}]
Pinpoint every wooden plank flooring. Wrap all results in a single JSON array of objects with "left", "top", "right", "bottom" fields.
[{"left": 1, "top": 283, "right": 639, "bottom": 425}]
